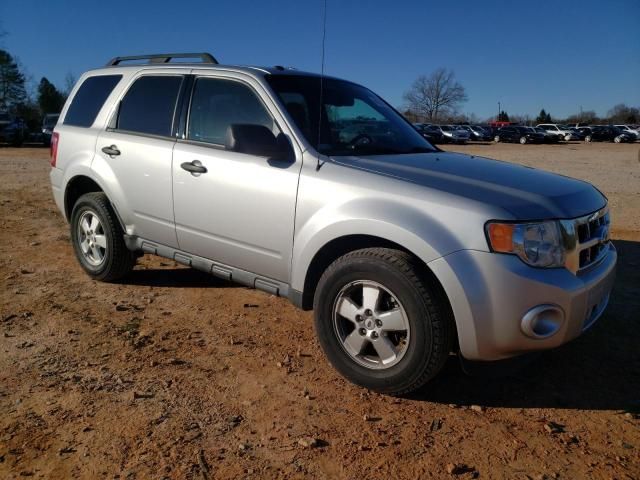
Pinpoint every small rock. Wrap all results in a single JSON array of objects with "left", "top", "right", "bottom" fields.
[
  {"left": 58, "top": 446, "right": 76, "bottom": 455},
  {"left": 446, "top": 463, "right": 473, "bottom": 475},
  {"left": 115, "top": 304, "right": 130, "bottom": 311},
  {"left": 543, "top": 421, "right": 565, "bottom": 434},
  {"left": 298, "top": 437, "right": 319, "bottom": 449},
  {"left": 133, "top": 391, "right": 154, "bottom": 400},
  {"left": 166, "top": 358, "right": 186, "bottom": 365},
  {"left": 20, "top": 268, "right": 34, "bottom": 275},
  {"left": 30, "top": 241, "right": 40, "bottom": 247},
  {"left": 470, "top": 405, "right": 484, "bottom": 413},
  {"left": 238, "top": 442, "right": 250, "bottom": 451}
]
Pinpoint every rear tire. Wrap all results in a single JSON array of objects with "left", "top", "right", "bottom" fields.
[
  {"left": 313, "top": 248, "right": 454, "bottom": 395},
  {"left": 494, "top": 135, "right": 500, "bottom": 143},
  {"left": 519, "top": 136, "right": 527, "bottom": 145},
  {"left": 585, "top": 135, "right": 592, "bottom": 143},
  {"left": 70, "top": 192, "right": 136, "bottom": 282},
  {"left": 614, "top": 136, "right": 622, "bottom": 143}
]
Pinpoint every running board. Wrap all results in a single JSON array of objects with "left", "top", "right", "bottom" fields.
[{"left": 123, "top": 234, "right": 288, "bottom": 298}]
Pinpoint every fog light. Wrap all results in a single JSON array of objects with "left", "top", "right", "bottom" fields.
[{"left": 521, "top": 305, "right": 564, "bottom": 339}]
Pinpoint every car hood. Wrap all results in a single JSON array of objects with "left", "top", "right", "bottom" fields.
[{"left": 331, "top": 151, "right": 606, "bottom": 220}]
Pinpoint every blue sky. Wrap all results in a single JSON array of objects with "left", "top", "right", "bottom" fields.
[{"left": 2, "top": 0, "right": 639, "bottom": 119}]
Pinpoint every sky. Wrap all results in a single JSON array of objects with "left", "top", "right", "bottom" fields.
[{"left": 1, "top": 0, "right": 639, "bottom": 120}]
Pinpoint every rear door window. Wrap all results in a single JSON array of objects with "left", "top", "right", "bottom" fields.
[
  {"left": 116, "top": 75, "right": 183, "bottom": 137},
  {"left": 64, "top": 75, "right": 122, "bottom": 127}
]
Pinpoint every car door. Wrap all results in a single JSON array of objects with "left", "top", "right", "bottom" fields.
[
  {"left": 172, "top": 74, "right": 302, "bottom": 282},
  {"left": 95, "top": 73, "right": 185, "bottom": 247}
]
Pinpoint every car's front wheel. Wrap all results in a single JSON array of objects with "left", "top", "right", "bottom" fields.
[
  {"left": 494, "top": 135, "right": 500, "bottom": 143},
  {"left": 70, "top": 192, "right": 136, "bottom": 282},
  {"left": 313, "top": 248, "right": 454, "bottom": 395},
  {"left": 519, "top": 136, "right": 528, "bottom": 144},
  {"left": 614, "top": 136, "right": 622, "bottom": 143},
  {"left": 585, "top": 135, "right": 592, "bottom": 143}
]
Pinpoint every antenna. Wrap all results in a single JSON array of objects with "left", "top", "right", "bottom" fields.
[{"left": 316, "top": 0, "right": 328, "bottom": 171}]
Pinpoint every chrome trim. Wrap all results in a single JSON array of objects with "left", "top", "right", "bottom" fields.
[{"left": 560, "top": 206, "right": 610, "bottom": 275}]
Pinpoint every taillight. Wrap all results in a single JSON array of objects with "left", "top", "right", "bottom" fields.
[{"left": 50, "top": 132, "right": 59, "bottom": 167}]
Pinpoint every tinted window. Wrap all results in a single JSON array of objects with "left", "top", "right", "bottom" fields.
[
  {"left": 188, "top": 78, "right": 275, "bottom": 145},
  {"left": 117, "top": 76, "right": 183, "bottom": 137},
  {"left": 64, "top": 75, "right": 121, "bottom": 127}
]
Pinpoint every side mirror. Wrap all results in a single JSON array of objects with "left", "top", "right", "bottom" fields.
[{"left": 225, "top": 124, "right": 290, "bottom": 159}]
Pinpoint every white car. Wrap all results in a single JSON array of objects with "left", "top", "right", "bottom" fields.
[
  {"left": 614, "top": 125, "right": 639, "bottom": 141},
  {"left": 536, "top": 123, "right": 576, "bottom": 141}
]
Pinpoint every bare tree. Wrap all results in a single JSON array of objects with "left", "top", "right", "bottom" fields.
[
  {"left": 63, "top": 71, "right": 77, "bottom": 97},
  {"left": 403, "top": 68, "right": 467, "bottom": 122}
]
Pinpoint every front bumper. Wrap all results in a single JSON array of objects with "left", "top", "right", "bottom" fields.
[{"left": 428, "top": 243, "right": 616, "bottom": 361}]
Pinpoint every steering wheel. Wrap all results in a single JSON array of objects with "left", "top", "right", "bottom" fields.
[{"left": 348, "top": 134, "right": 374, "bottom": 149}]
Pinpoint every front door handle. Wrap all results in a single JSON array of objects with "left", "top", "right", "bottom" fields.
[
  {"left": 101, "top": 145, "right": 120, "bottom": 157},
  {"left": 180, "top": 160, "right": 207, "bottom": 175}
]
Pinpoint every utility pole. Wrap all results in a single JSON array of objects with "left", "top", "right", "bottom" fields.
[{"left": 498, "top": 101, "right": 501, "bottom": 121}]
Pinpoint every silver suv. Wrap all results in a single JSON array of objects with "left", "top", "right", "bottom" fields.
[{"left": 50, "top": 53, "right": 616, "bottom": 394}]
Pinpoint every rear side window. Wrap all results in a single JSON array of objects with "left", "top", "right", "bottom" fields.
[
  {"left": 64, "top": 75, "right": 122, "bottom": 127},
  {"left": 116, "top": 76, "right": 183, "bottom": 137},
  {"left": 187, "top": 78, "right": 274, "bottom": 145}
]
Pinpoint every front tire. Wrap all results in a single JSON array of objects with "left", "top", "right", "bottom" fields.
[
  {"left": 585, "top": 135, "right": 592, "bottom": 143},
  {"left": 70, "top": 192, "right": 136, "bottom": 282},
  {"left": 494, "top": 135, "right": 500, "bottom": 143},
  {"left": 519, "top": 136, "right": 527, "bottom": 144},
  {"left": 313, "top": 248, "right": 454, "bottom": 395},
  {"left": 614, "top": 136, "right": 622, "bottom": 143}
]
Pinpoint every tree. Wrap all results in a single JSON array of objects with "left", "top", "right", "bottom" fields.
[
  {"left": 536, "top": 109, "right": 552, "bottom": 123},
  {"left": 498, "top": 110, "right": 510, "bottom": 122},
  {"left": 403, "top": 68, "right": 467, "bottom": 122},
  {"left": 37, "top": 77, "right": 65, "bottom": 114},
  {"left": 63, "top": 72, "right": 77, "bottom": 97},
  {"left": 607, "top": 103, "right": 639, "bottom": 124},
  {"left": 0, "top": 49, "right": 27, "bottom": 111}
]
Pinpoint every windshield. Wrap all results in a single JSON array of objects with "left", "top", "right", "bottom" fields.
[{"left": 266, "top": 75, "right": 436, "bottom": 156}]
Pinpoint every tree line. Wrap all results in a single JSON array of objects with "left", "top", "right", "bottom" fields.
[
  {"left": 402, "top": 68, "right": 639, "bottom": 125},
  {"left": 0, "top": 48, "right": 72, "bottom": 131}
]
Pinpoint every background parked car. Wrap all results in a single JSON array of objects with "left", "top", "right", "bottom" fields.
[
  {"left": 413, "top": 123, "right": 445, "bottom": 144},
  {"left": 457, "top": 125, "right": 492, "bottom": 141},
  {"left": 41, "top": 113, "right": 60, "bottom": 147},
  {"left": 0, "top": 111, "right": 26, "bottom": 146},
  {"left": 536, "top": 123, "right": 575, "bottom": 141},
  {"left": 585, "top": 126, "right": 635, "bottom": 143},
  {"left": 530, "top": 126, "right": 560, "bottom": 143},
  {"left": 495, "top": 126, "right": 545, "bottom": 144},
  {"left": 439, "top": 125, "right": 469, "bottom": 144},
  {"left": 614, "top": 125, "right": 639, "bottom": 141}
]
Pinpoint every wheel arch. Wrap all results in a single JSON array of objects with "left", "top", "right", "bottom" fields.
[
  {"left": 297, "top": 234, "right": 455, "bottom": 325},
  {"left": 64, "top": 175, "right": 126, "bottom": 231}
]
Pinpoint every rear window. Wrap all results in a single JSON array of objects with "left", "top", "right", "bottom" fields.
[
  {"left": 64, "top": 75, "right": 122, "bottom": 127},
  {"left": 116, "top": 75, "right": 183, "bottom": 137}
]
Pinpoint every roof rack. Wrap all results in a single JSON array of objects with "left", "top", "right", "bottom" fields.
[{"left": 106, "top": 52, "right": 218, "bottom": 66}]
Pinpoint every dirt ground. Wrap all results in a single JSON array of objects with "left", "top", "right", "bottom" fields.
[{"left": 1, "top": 143, "right": 638, "bottom": 480}]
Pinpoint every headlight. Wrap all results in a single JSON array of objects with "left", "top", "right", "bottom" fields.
[{"left": 486, "top": 221, "right": 566, "bottom": 268}]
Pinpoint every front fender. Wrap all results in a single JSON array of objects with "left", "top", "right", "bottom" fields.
[{"left": 290, "top": 197, "right": 475, "bottom": 292}]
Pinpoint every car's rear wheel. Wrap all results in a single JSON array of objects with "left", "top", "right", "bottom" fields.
[
  {"left": 494, "top": 135, "right": 500, "bottom": 143},
  {"left": 564, "top": 134, "right": 572, "bottom": 141},
  {"left": 614, "top": 136, "right": 622, "bottom": 143},
  {"left": 585, "top": 135, "right": 592, "bottom": 143},
  {"left": 313, "top": 248, "right": 454, "bottom": 395},
  {"left": 70, "top": 192, "right": 136, "bottom": 282},
  {"left": 519, "top": 136, "right": 527, "bottom": 144}
]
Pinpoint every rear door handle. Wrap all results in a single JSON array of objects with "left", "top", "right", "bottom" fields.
[
  {"left": 180, "top": 160, "right": 207, "bottom": 175},
  {"left": 101, "top": 145, "right": 120, "bottom": 156}
]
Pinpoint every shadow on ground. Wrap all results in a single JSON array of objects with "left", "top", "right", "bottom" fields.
[
  {"left": 122, "top": 267, "right": 234, "bottom": 289},
  {"left": 411, "top": 239, "right": 640, "bottom": 411}
]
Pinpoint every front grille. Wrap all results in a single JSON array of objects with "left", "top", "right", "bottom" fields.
[{"left": 561, "top": 207, "right": 611, "bottom": 274}]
